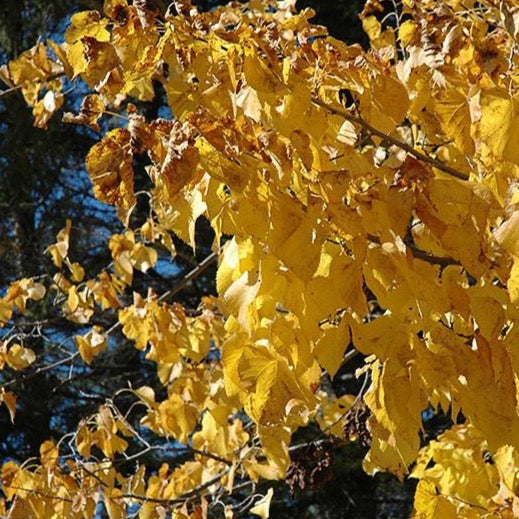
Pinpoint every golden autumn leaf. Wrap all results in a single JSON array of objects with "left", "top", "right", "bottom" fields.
[
  {"left": 65, "top": 11, "right": 110, "bottom": 44},
  {"left": 8, "top": 43, "right": 51, "bottom": 85},
  {"left": 0, "top": 299, "right": 13, "bottom": 326},
  {"left": 433, "top": 86, "right": 474, "bottom": 155},
  {"left": 40, "top": 440, "right": 59, "bottom": 468},
  {"left": 74, "top": 326, "right": 107, "bottom": 365},
  {"left": 479, "top": 90, "right": 519, "bottom": 164},
  {"left": 250, "top": 488, "right": 274, "bottom": 518},
  {"left": 495, "top": 211, "right": 519, "bottom": 258},
  {"left": 5, "top": 278, "right": 45, "bottom": 312},
  {"left": 0, "top": 389, "right": 17, "bottom": 423},
  {"left": 46, "top": 219, "right": 72, "bottom": 268},
  {"left": 86, "top": 128, "right": 135, "bottom": 209},
  {"left": 412, "top": 480, "right": 457, "bottom": 518},
  {"left": 155, "top": 394, "right": 199, "bottom": 443},
  {"left": 5, "top": 344, "right": 36, "bottom": 371},
  {"left": 80, "top": 37, "right": 121, "bottom": 88},
  {"left": 313, "top": 317, "right": 350, "bottom": 377},
  {"left": 33, "top": 89, "right": 64, "bottom": 129},
  {"left": 1, "top": 462, "right": 20, "bottom": 500}
]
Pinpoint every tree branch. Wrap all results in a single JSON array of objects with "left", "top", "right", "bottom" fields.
[
  {"left": 158, "top": 250, "right": 219, "bottom": 302},
  {"left": 121, "top": 467, "right": 230, "bottom": 505},
  {"left": 312, "top": 98, "right": 470, "bottom": 182},
  {"left": 366, "top": 233, "right": 460, "bottom": 269}
]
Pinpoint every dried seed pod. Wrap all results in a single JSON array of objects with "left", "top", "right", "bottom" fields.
[
  {"left": 286, "top": 442, "right": 334, "bottom": 493},
  {"left": 343, "top": 403, "right": 372, "bottom": 447}
]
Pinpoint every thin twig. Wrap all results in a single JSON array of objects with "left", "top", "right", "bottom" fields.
[
  {"left": 313, "top": 98, "right": 470, "bottom": 181},
  {"left": 158, "top": 250, "right": 219, "bottom": 302},
  {"left": 3, "top": 486, "right": 73, "bottom": 503},
  {"left": 0, "top": 84, "right": 22, "bottom": 98},
  {"left": 0, "top": 71, "right": 66, "bottom": 99},
  {"left": 121, "top": 468, "right": 230, "bottom": 505},
  {"left": 0, "top": 351, "right": 79, "bottom": 391}
]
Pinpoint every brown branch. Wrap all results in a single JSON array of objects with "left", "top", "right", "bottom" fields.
[
  {"left": 407, "top": 242, "right": 460, "bottom": 268},
  {"left": 367, "top": 233, "right": 460, "bottom": 268},
  {"left": 0, "top": 84, "right": 22, "bottom": 98},
  {"left": 188, "top": 447, "right": 233, "bottom": 466},
  {"left": 312, "top": 98, "right": 470, "bottom": 181},
  {"left": 158, "top": 250, "right": 219, "bottom": 302},
  {"left": 4, "top": 485, "right": 74, "bottom": 503},
  {"left": 121, "top": 467, "right": 230, "bottom": 505},
  {"left": 80, "top": 464, "right": 109, "bottom": 488},
  {"left": 4, "top": 468, "right": 229, "bottom": 508},
  {"left": 0, "top": 71, "right": 66, "bottom": 100},
  {"left": 0, "top": 352, "right": 80, "bottom": 391}
]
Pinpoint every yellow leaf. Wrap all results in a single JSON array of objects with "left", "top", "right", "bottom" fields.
[
  {"left": 104, "top": 487, "right": 125, "bottom": 519},
  {"left": 6, "top": 344, "right": 36, "bottom": 371},
  {"left": 398, "top": 20, "right": 418, "bottom": 45},
  {"left": 370, "top": 73, "right": 409, "bottom": 129},
  {"left": 65, "top": 11, "right": 110, "bottom": 44},
  {"left": 80, "top": 38, "right": 121, "bottom": 88},
  {"left": 362, "top": 16, "right": 381, "bottom": 42},
  {"left": 223, "top": 338, "right": 312, "bottom": 427},
  {"left": 1, "top": 461, "right": 21, "bottom": 500},
  {"left": 156, "top": 394, "right": 198, "bottom": 443},
  {"left": 40, "top": 440, "right": 59, "bottom": 468},
  {"left": 86, "top": 128, "right": 135, "bottom": 210},
  {"left": 304, "top": 242, "right": 367, "bottom": 324},
  {"left": 250, "top": 488, "right": 273, "bottom": 519},
  {"left": 413, "top": 480, "right": 457, "bottom": 518},
  {"left": 495, "top": 211, "right": 519, "bottom": 258},
  {"left": 0, "top": 389, "right": 17, "bottom": 423},
  {"left": 47, "top": 39, "right": 73, "bottom": 78},
  {"left": 5, "top": 278, "right": 46, "bottom": 311},
  {"left": 131, "top": 243, "right": 158, "bottom": 273},
  {"left": 508, "top": 257, "right": 519, "bottom": 304},
  {"left": 480, "top": 90, "right": 519, "bottom": 164},
  {"left": 236, "top": 85, "right": 262, "bottom": 122},
  {"left": 109, "top": 232, "right": 135, "bottom": 284},
  {"left": 0, "top": 299, "right": 12, "bottom": 326},
  {"left": 76, "top": 421, "right": 94, "bottom": 458},
  {"left": 96, "top": 405, "right": 129, "bottom": 458},
  {"left": 411, "top": 425, "right": 500, "bottom": 513},
  {"left": 313, "top": 317, "right": 350, "bottom": 377},
  {"left": 33, "top": 90, "right": 64, "bottom": 129},
  {"left": 267, "top": 196, "right": 323, "bottom": 282},
  {"left": 192, "top": 409, "right": 249, "bottom": 460},
  {"left": 316, "top": 393, "right": 355, "bottom": 439},
  {"left": 46, "top": 219, "right": 72, "bottom": 268},
  {"left": 222, "top": 272, "right": 260, "bottom": 333},
  {"left": 434, "top": 87, "right": 474, "bottom": 155},
  {"left": 74, "top": 327, "right": 107, "bottom": 365},
  {"left": 8, "top": 43, "right": 51, "bottom": 86},
  {"left": 69, "top": 262, "right": 85, "bottom": 282}
]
